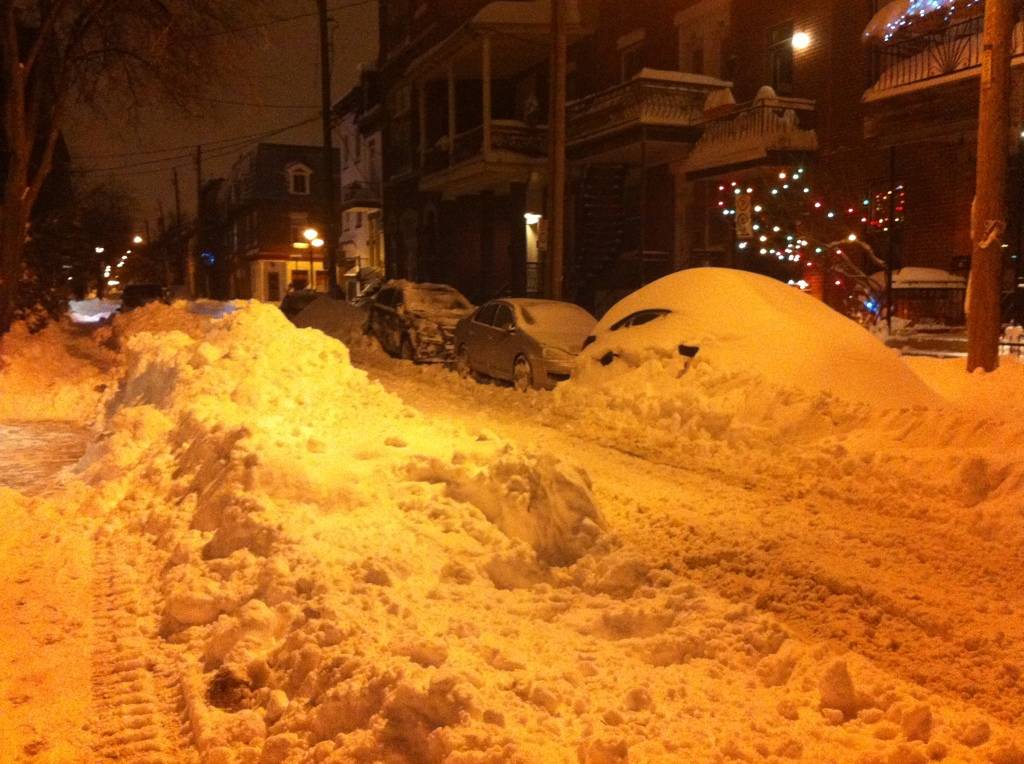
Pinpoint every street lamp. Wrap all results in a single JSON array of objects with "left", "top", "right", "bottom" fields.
[
  {"left": 293, "top": 228, "right": 323, "bottom": 291},
  {"left": 132, "top": 235, "right": 144, "bottom": 245}
]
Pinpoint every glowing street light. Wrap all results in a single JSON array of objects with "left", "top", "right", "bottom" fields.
[
  {"left": 293, "top": 228, "right": 323, "bottom": 291},
  {"left": 792, "top": 31, "right": 811, "bottom": 50},
  {"left": 95, "top": 246, "right": 105, "bottom": 254},
  {"left": 132, "top": 235, "right": 144, "bottom": 245}
]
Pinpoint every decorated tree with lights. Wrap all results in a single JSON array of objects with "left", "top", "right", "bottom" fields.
[{"left": 715, "top": 165, "right": 891, "bottom": 320}]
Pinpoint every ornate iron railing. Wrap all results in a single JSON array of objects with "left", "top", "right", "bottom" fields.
[
  {"left": 872, "top": 14, "right": 1024, "bottom": 91},
  {"left": 422, "top": 122, "right": 547, "bottom": 174},
  {"left": 686, "top": 97, "right": 818, "bottom": 174},
  {"left": 567, "top": 73, "right": 713, "bottom": 142}
]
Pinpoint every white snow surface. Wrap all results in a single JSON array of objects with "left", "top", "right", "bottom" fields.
[
  {"left": 579, "top": 268, "right": 937, "bottom": 409},
  {"left": 3, "top": 296, "right": 1024, "bottom": 762}
]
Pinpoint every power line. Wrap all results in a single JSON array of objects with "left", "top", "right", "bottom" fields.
[
  {"left": 74, "top": 115, "right": 319, "bottom": 168},
  {"left": 193, "top": 0, "right": 378, "bottom": 40},
  {"left": 74, "top": 115, "right": 319, "bottom": 175}
]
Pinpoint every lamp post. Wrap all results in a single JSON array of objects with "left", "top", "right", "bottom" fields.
[{"left": 294, "top": 228, "right": 325, "bottom": 291}]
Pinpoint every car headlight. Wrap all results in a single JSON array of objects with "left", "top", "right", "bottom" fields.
[{"left": 542, "top": 346, "right": 576, "bottom": 363}]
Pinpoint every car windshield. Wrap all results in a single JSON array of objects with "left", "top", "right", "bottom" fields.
[{"left": 405, "top": 286, "right": 472, "bottom": 313}]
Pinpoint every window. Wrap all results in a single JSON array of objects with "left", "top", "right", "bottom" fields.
[
  {"left": 676, "top": 0, "right": 730, "bottom": 78},
  {"left": 475, "top": 303, "right": 500, "bottom": 326},
  {"left": 768, "top": 21, "right": 795, "bottom": 95},
  {"left": 287, "top": 163, "right": 312, "bottom": 195},
  {"left": 869, "top": 183, "right": 906, "bottom": 232},
  {"left": 493, "top": 304, "right": 515, "bottom": 331},
  {"left": 354, "top": 137, "right": 362, "bottom": 162},
  {"left": 342, "top": 137, "right": 350, "bottom": 166},
  {"left": 356, "top": 212, "right": 363, "bottom": 229},
  {"left": 343, "top": 212, "right": 350, "bottom": 232},
  {"left": 618, "top": 29, "right": 646, "bottom": 82},
  {"left": 289, "top": 213, "right": 309, "bottom": 244}
]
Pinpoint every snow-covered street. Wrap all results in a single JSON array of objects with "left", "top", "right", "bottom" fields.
[
  {"left": 0, "top": 423, "right": 90, "bottom": 495},
  {"left": 2, "top": 297, "right": 1024, "bottom": 762}
]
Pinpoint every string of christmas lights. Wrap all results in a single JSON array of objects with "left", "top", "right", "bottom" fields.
[{"left": 867, "top": 0, "right": 983, "bottom": 42}]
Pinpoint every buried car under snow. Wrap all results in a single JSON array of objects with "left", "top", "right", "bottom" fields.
[
  {"left": 366, "top": 280, "right": 474, "bottom": 362},
  {"left": 578, "top": 267, "right": 937, "bottom": 409},
  {"left": 454, "top": 299, "right": 596, "bottom": 390}
]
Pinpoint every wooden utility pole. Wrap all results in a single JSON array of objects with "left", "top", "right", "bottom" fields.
[
  {"left": 547, "top": 0, "right": 567, "bottom": 299},
  {"left": 189, "top": 144, "right": 202, "bottom": 299},
  {"left": 968, "top": 0, "right": 1014, "bottom": 372},
  {"left": 318, "top": 0, "right": 340, "bottom": 296}
]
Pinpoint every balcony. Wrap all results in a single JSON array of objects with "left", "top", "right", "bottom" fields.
[
  {"left": 866, "top": 14, "right": 1024, "bottom": 101},
  {"left": 685, "top": 91, "right": 817, "bottom": 178},
  {"left": 568, "top": 69, "right": 727, "bottom": 160},
  {"left": 420, "top": 120, "right": 547, "bottom": 196},
  {"left": 340, "top": 181, "right": 382, "bottom": 210}
]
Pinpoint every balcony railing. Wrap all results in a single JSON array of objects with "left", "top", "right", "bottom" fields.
[
  {"left": 869, "top": 15, "right": 1024, "bottom": 95},
  {"left": 340, "top": 181, "right": 381, "bottom": 208},
  {"left": 568, "top": 70, "right": 720, "bottom": 143},
  {"left": 686, "top": 96, "right": 817, "bottom": 175},
  {"left": 421, "top": 121, "right": 547, "bottom": 176}
]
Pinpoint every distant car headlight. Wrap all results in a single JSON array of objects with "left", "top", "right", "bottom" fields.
[{"left": 542, "top": 346, "right": 576, "bottom": 363}]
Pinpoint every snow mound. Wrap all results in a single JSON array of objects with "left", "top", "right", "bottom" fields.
[
  {"left": 0, "top": 320, "right": 113, "bottom": 423},
  {"left": 578, "top": 268, "right": 936, "bottom": 409},
  {"left": 292, "top": 295, "right": 372, "bottom": 350},
  {"left": 78, "top": 301, "right": 606, "bottom": 759}
]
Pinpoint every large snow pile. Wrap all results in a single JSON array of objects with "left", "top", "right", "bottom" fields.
[
  {"left": 0, "top": 320, "right": 114, "bottom": 422},
  {"left": 552, "top": 269, "right": 1024, "bottom": 549},
  {"left": 578, "top": 268, "right": 935, "bottom": 409},
  {"left": 77, "top": 302, "right": 607, "bottom": 761}
]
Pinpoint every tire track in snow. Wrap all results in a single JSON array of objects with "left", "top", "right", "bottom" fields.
[
  {"left": 363, "top": 358, "right": 1024, "bottom": 723},
  {"left": 91, "top": 537, "right": 198, "bottom": 764}
]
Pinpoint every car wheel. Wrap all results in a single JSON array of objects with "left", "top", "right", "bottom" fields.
[
  {"left": 455, "top": 345, "right": 473, "bottom": 378},
  {"left": 512, "top": 356, "right": 533, "bottom": 392},
  {"left": 400, "top": 335, "right": 416, "bottom": 362}
]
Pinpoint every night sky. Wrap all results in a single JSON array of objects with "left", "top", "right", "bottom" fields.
[{"left": 63, "top": 0, "right": 378, "bottom": 228}]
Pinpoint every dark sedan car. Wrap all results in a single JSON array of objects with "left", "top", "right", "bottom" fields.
[{"left": 453, "top": 299, "right": 596, "bottom": 390}]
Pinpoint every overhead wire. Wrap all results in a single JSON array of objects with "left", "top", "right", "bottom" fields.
[{"left": 73, "top": 114, "right": 319, "bottom": 176}]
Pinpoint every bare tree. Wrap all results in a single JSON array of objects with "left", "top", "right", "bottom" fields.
[{"left": 0, "top": 0, "right": 249, "bottom": 333}]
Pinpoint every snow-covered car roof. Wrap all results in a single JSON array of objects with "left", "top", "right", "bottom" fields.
[{"left": 580, "top": 267, "right": 937, "bottom": 409}]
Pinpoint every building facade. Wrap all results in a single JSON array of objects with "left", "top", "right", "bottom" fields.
[
  {"left": 336, "top": 67, "right": 386, "bottom": 300},
  {"left": 208, "top": 143, "right": 340, "bottom": 302},
  {"left": 377, "top": 0, "right": 1024, "bottom": 319}
]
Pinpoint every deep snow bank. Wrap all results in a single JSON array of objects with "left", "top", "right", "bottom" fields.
[{"left": 79, "top": 302, "right": 606, "bottom": 761}]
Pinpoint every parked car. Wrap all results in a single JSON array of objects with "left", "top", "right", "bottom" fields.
[
  {"left": 366, "top": 281, "right": 474, "bottom": 363},
  {"left": 280, "top": 289, "right": 320, "bottom": 321},
  {"left": 119, "top": 284, "right": 167, "bottom": 311},
  {"left": 454, "top": 298, "right": 596, "bottom": 391},
  {"left": 577, "top": 267, "right": 936, "bottom": 408}
]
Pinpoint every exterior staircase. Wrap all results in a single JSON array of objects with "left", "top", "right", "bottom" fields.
[{"left": 573, "top": 165, "right": 630, "bottom": 306}]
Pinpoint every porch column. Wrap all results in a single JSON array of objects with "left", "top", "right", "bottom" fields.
[
  {"left": 447, "top": 66, "right": 457, "bottom": 167},
  {"left": 672, "top": 163, "right": 692, "bottom": 270},
  {"left": 418, "top": 81, "right": 428, "bottom": 167},
  {"left": 482, "top": 33, "right": 492, "bottom": 156}
]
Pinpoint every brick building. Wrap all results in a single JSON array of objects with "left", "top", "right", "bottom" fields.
[
  {"left": 206, "top": 143, "right": 340, "bottom": 302},
  {"left": 378, "top": 0, "right": 1024, "bottom": 319}
]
